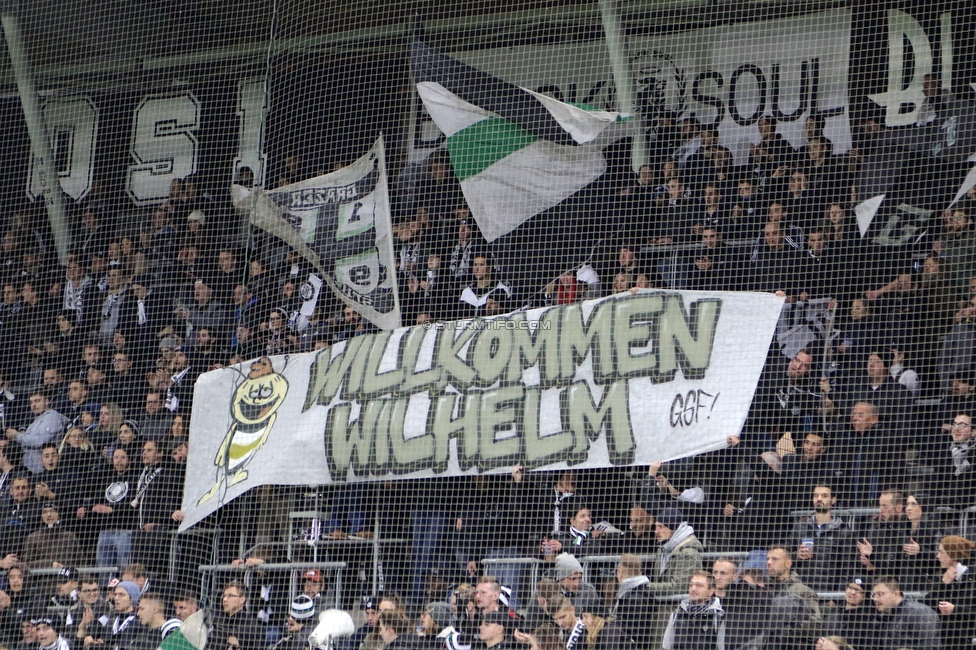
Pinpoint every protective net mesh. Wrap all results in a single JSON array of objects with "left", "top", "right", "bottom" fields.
[{"left": 0, "top": 1, "right": 972, "bottom": 650}]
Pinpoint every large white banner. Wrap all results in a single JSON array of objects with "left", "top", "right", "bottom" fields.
[
  {"left": 415, "top": 9, "right": 851, "bottom": 166},
  {"left": 179, "top": 289, "right": 783, "bottom": 530}
]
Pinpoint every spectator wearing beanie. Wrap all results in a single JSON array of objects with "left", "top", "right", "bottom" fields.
[
  {"left": 478, "top": 611, "right": 515, "bottom": 650},
  {"left": 343, "top": 596, "right": 377, "bottom": 650},
  {"left": 89, "top": 580, "right": 144, "bottom": 649},
  {"left": 552, "top": 553, "right": 603, "bottom": 618},
  {"left": 32, "top": 614, "right": 70, "bottom": 650},
  {"left": 419, "top": 601, "right": 459, "bottom": 650},
  {"left": 649, "top": 509, "right": 703, "bottom": 595},
  {"left": 270, "top": 595, "right": 316, "bottom": 650},
  {"left": 922, "top": 535, "right": 976, "bottom": 650},
  {"left": 822, "top": 577, "right": 874, "bottom": 650},
  {"left": 646, "top": 508, "right": 703, "bottom": 649}
]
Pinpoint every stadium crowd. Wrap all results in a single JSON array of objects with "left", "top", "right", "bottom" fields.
[{"left": 0, "top": 77, "right": 973, "bottom": 650}]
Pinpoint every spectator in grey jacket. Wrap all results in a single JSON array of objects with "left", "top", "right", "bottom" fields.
[
  {"left": 649, "top": 509, "right": 704, "bottom": 596},
  {"left": 765, "top": 546, "right": 822, "bottom": 636},
  {"left": 175, "top": 278, "right": 229, "bottom": 349},
  {"left": 870, "top": 576, "right": 940, "bottom": 650},
  {"left": 552, "top": 553, "right": 603, "bottom": 618},
  {"left": 5, "top": 392, "right": 67, "bottom": 474},
  {"left": 791, "top": 485, "right": 855, "bottom": 592},
  {"left": 646, "top": 509, "right": 705, "bottom": 649}
]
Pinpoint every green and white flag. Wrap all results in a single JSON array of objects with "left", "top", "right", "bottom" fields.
[{"left": 411, "top": 41, "right": 631, "bottom": 243}]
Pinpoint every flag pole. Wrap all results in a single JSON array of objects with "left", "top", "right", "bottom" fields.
[
  {"left": 1, "top": 0, "right": 71, "bottom": 265},
  {"left": 598, "top": 0, "right": 644, "bottom": 173}
]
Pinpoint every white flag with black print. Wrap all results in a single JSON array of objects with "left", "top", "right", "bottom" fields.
[{"left": 246, "top": 137, "right": 402, "bottom": 331}]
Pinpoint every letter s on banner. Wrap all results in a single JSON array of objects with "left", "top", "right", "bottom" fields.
[
  {"left": 28, "top": 96, "right": 99, "bottom": 203},
  {"left": 126, "top": 92, "right": 201, "bottom": 205}
]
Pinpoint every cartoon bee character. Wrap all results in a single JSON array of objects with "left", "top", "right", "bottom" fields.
[{"left": 197, "top": 357, "right": 289, "bottom": 505}]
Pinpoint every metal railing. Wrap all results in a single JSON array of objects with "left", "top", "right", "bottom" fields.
[
  {"left": 481, "top": 552, "right": 930, "bottom": 604},
  {"left": 482, "top": 551, "right": 752, "bottom": 588},
  {"left": 28, "top": 566, "right": 119, "bottom": 578},
  {"left": 198, "top": 561, "right": 347, "bottom": 611},
  {"left": 790, "top": 505, "right": 976, "bottom": 538}
]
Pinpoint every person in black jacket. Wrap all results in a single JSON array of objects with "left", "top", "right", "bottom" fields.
[
  {"left": 32, "top": 443, "right": 79, "bottom": 509},
  {"left": 898, "top": 494, "right": 948, "bottom": 593},
  {"left": 834, "top": 403, "right": 906, "bottom": 508},
  {"left": 130, "top": 440, "right": 181, "bottom": 575},
  {"left": 0, "top": 564, "right": 41, "bottom": 644},
  {"left": 270, "top": 595, "right": 316, "bottom": 650},
  {"left": 543, "top": 505, "right": 603, "bottom": 560},
  {"left": 64, "top": 577, "right": 113, "bottom": 641},
  {"left": 821, "top": 577, "right": 875, "bottom": 650},
  {"left": 790, "top": 485, "right": 854, "bottom": 592},
  {"left": 131, "top": 591, "right": 181, "bottom": 650},
  {"left": 90, "top": 581, "right": 144, "bottom": 650},
  {"left": 76, "top": 445, "right": 137, "bottom": 573},
  {"left": 748, "top": 222, "right": 807, "bottom": 299},
  {"left": 477, "top": 611, "right": 517, "bottom": 650},
  {"left": 779, "top": 432, "right": 836, "bottom": 512},
  {"left": 711, "top": 559, "right": 769, "bottom": 650},
  {"left": 922, "top": 536, "right": 976, "bottom": 650},
  {"left": 580, "top": 611, "right": 634, "bottom": 650},
  {"left": 612, "top": 554, "right": 654, "bottom": 649},
  {"left": 856, "top": 491, "right": 912, "bottom": 581},
  {"left": 926, "top": 412, "right": 976, "bottom": 508},
  {"left": 606, "top": 506, "right": 656, "bottom": 557},
  {"left": 662, "top": 572, "right": 725, "bottom": 650},
  {"left": 511, "top": 467, "right": 583, "bottom": 555},
  {"left": 209, "top": 581, "right": 263, "bottom": 650},
  {"left": 741, "top": 348, "right": 823, "bottom": 445},
  {"left": 0, "top": 475, "right": 39, "bottom": 558},
  {"left": 377, "top": 610, "right": 422, "bottom": 650},
  {"left": 455, "top": 475, "right": 525, "bottom": 609}
]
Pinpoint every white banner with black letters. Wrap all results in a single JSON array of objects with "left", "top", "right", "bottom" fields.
[
  {"left": 179, "top": 289, "right": 783, "bottom": 530},
  {"left": 414, "top": 9, "right": 852, "bottom": 165}
]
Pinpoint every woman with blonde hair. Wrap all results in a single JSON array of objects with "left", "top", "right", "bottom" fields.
[
  {"left": 59, "top": 426, "right": 96, "bottom": 474},
  {"left": 89, "top": 402, "right": 124, "bottom": 454},
  {"left": 580, "top": 610, "right": 631, "bottom": 650},
  {"left": 451, "top": 584, "right": 478, "bottom": 643}
]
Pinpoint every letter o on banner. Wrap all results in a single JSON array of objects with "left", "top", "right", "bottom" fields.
[
  {"left": 729, "top": 64, "right": 767, "bottom": 126},
  {"left": 470, "top": 326, "right": 513, "bottom": 387}
]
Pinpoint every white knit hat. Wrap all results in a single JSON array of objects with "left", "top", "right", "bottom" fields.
[{"left": 291, "top": 595, "right": 316, "bottom": 620}]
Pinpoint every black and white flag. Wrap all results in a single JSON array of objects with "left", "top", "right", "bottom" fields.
[{"left": 244, "top": 136, "right": 402, "bottom": 331}]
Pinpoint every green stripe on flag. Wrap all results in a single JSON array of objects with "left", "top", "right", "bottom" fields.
[{"left": 446, "top": 117, "right": 537, "bottom": 182}]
